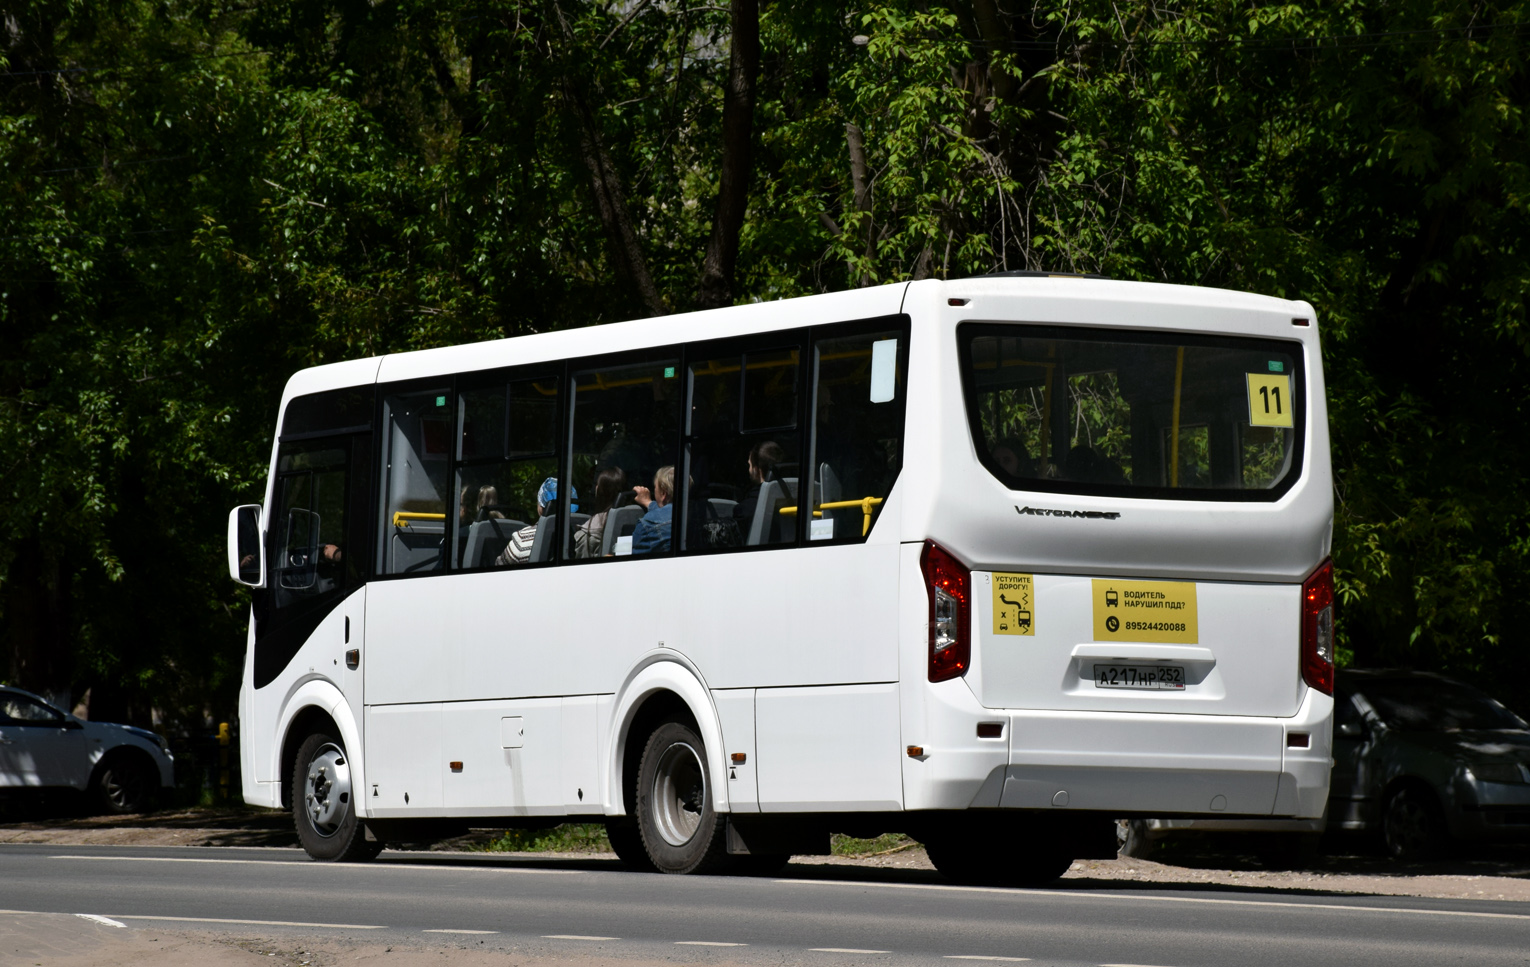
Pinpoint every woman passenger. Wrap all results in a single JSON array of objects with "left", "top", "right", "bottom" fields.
[{"left": 574, "top": 467, "right": 627, "bottom": 558}]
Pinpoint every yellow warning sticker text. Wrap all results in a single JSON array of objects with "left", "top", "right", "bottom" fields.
[
  {"left": 1246, "top": 373, "right": 1294, "bottom": 428},
  {"left": 992, "top": 573, "right": 1035, "bottom": 636},
  {"left": 1092, "top": 579, "right": 1198, "bottom": 643}
]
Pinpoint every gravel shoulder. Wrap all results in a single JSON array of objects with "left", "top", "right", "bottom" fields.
[{"left": 3, "top": 807, "right": 1529, "bottom": 902}]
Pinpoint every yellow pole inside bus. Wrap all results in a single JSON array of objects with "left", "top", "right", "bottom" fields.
[{"left": 1170, "top": 346, "right": 1185, "bottom": 488}]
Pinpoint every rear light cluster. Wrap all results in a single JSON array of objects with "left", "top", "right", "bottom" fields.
[
  {"left": 1301, "top": 558, "right": 1335, "bottom": 695},
  {"left": 921, "top": 541, "right": 971, "bottom": 682}
]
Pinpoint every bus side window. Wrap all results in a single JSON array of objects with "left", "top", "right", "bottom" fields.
[
  {"left": 807, "top": 323, "right": 908, "bottom": 542},
  {"left": 455, "top": 376, "right": 561, "bottom": 569},
  {"left": 568, "top": 356, "right": 682, "bottom": 559},
  {"left": 682, "top": 346, "right": 802, "bottom": 552},
  {"left": 378, "top": 389, "right": 453, "bottom": 576}
]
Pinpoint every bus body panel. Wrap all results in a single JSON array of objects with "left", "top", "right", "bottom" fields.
[
  {"left": 755, "top": 682, "right": 904, "bottom": 812},
  {"left": 372, "top": 287, "right": 909, "bottom": 387},
  {"left": 967, "top": 572, "right": 1303, "bottom": 718},
  {"left": 897, "top": 280, "right": 1332, "bottom": 585},
  {"left": 712, "top": 688, "right": 759, "bottom": 812}
]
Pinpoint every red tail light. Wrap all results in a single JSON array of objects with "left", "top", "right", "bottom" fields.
[
  {"left": 1301, "top": 558, "right": 1335, "bottom": 695},
  {"left": 921, "top": 541, "right": 971, "bottom": 682}
]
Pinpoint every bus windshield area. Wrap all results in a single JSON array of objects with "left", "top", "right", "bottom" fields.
[{"left": 960, "top": 325, "right": 1303, "bottom": 499}]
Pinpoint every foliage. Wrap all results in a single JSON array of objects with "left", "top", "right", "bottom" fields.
[
  {"left": 480, "top": 822, "right": 611, "bottom": 853},
  {"left": 1, "top": 0, "right": 1527, "bottom": 723}
]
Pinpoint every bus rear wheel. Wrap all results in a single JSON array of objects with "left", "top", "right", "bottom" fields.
[
  {"left": 634, "top": 721, "right": 728, "bottom": 874},
  {"left": 292, "top": 731, "right": 383, "bottom": 862}
]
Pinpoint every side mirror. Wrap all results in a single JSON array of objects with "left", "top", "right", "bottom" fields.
[
  {"left": 1337, "top": 720, "right": 1365, "bottom": 739},
  {"left": 227, "top": 504, "right": 265, "bottom": 587}
]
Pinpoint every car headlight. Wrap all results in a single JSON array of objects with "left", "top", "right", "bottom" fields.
[{"left": 1466, "top": 762, "right": 1527, "bottom": 784}]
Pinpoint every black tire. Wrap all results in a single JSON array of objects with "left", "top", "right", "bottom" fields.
[
  {"left": 1382, "top": 786, "right": 1447, "bottom": 861},
  {"left": 292, "top": 731, "right": 382, "bottom": 862},
  {"left": 1116, "top": 819, "right": 1154, "bottom": 859},
  {"left": 94, "top": 754, "right": 156, "bottom": 815},
  {"left": 925, "top": 838, "right": 1074, "bottom": 887},
  {"left": 605, "top": 821, "right": 657, "bottom": 872},
  {"left": 634, "top": 721, "right": 728, "bottom": 874}
]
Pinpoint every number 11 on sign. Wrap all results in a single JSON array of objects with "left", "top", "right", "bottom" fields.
[{"left": 1246, "top": 373, "right": 1294, "bottom": 428}]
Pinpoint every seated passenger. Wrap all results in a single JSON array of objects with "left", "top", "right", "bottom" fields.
[
  {"left": 630, "top": 466, "right": 675, "bottom": 555},
  {"left": 475, "top": 485, "right": 504, "bottom": 519},
  {"left": 733, "top": 440, "right": 785, "bottom": 525},
  {"left": 991, "top": 440, "right": 1035, "bottom": 480},
  {"left": 495, "top": 477, "right": 576, "bottom": 565},
  {"left": 575, "top": 466, "right": 627, "bottom": 558},
  {"left": 1064, "top": 444, "right": 1127, "bottom": 485}
]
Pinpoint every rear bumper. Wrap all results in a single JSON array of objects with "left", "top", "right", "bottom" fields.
[{"left": 903, "top": 677, "right": 1333, "bottom": 819}]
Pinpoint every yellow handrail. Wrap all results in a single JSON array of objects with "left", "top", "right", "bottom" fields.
[
  {"left": 779, "top": 496, "right": 885, "bottom": 536},
  {"left": 392, "top": 511, "right": 446, "bottom": 529}
]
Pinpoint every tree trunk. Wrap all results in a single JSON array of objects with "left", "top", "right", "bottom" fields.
[
  {"left": 4, "top": 538, "right": 71, "bottom": 707},
  {"left": 547, "top": 2, "right": 666, "bottom": 317},
  {"left": 696, "top": 0, "right": 760, "bottom": 310}
]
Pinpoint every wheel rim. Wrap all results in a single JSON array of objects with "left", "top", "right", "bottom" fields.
[
  {"left": 305, "top": 743, "right": 352, "bottom": 837},
  {"left": 104, "top": 767, "right": 144, "bottom": 810},
  {"left": 650, "top": 740, "right": 706, "bottom": 847},
  {"left": 1386, "top": 796, "right": 1428, "bottom": 857}
]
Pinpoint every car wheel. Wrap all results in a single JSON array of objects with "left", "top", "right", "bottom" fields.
[
  {"left": 1116, "top": 819, "right": 1154, "bottom": 859},
  {"left": 1382, "top": 786, "right": 1446, "bottom": 861},
  {"left": 924, "top": 837, "right": 1074, "bottom": 886},
  {"left": 95, "top": 754, "right": 156, "bottom": 815},
  {"left": 292, "top": 731, "right": 382, "bottom": 862},
  {"left": 634, "top": 721, "right": 728, "bottom": 874}
]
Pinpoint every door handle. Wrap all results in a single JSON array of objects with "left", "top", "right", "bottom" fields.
[{"left": 345, "top": 649, "right": 360, "bottom": 670}]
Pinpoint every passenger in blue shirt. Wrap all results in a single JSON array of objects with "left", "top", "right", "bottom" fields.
[{"left": 630, "top": 466, "right": 675, "bottom": 555}]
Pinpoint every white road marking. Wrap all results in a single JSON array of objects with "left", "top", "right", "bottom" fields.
[
  {"left": 75, "top": 914, "right": 126, "bottom": 928},
  {"left": 676, "top": 941, "right": 748, "bottom": 946},
  {"left": 114, "top": 915, "right": 386, "bottom": 929},
  {"left": 779, "top": 879, "right": 1530, "bottom": 921},
  {"left": 810, "top": 948, "right": 890, "bottom": 954},
  {"left": 543, "top": 934, "right": 619, "bottom": 941},
  {"left": 423, "top": 929, "right": 499, "bottom": 935},
  {"left": 944, "top": 958, "right": 1030, "bottom": 962},
  {"left": 1100, "top": 964, "right": 1180, "bottom": 967},
  {"left": 49, "top": 855, "right": 575, "bottom": 874}
]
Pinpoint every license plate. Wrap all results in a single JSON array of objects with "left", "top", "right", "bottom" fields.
[{"left": 1093, "top": 664, "right": 1185, "bottom": 690}]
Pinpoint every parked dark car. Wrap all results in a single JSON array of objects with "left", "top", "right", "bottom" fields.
[
  {"left": 1120, "top": 668, "right": 1530, "bottom": 862},
  {"left": 0, "top": 686, "right": 175, "bottom": 814},
  {"left": 1330, "top": 669, "right": 1530, "bottom": 859}
]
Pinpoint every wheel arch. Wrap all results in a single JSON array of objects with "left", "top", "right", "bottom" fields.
[
  {"left": 87, "top": 743, "right": 163, "bottom": 793},
  {"left": 274, "top": 680, "right": 361, "bottom": 812},
  {"left": 606, "top": 654, "right": 728, "bottom": 818}
]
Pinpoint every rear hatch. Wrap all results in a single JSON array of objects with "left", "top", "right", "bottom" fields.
[{"left": 953, "top": 320, "right": 1322, "bottom": 718}]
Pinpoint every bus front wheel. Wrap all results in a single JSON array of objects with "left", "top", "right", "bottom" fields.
[
  {"left": 292, "top": 731, "right": 383, "bottom": 862},
  {"left": 634, "top": 721, "right": 728, "bottom": 874}
]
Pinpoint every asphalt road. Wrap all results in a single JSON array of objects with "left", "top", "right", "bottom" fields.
[{"left": 2, "top": 844, "right": 1528, "bottom": 966}]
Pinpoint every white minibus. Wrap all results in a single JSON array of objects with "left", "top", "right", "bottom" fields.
[{"left": 228, "top": 273, "right": 1335, "bottom": 884}]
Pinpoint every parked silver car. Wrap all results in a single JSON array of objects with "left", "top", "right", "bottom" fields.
[
  {"left": 1331, "top": 669, "right": 1530, "bottom": 859},
  {"left": 0, "top": 686, "right": 175, "bottom": 814}
]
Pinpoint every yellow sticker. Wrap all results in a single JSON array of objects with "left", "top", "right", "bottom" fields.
[
  {"left": 992, "top": 573, "right": 1034, "bottom": 636},
  {"left": 1092, "top": 579, "right": 1198, "bottom": 643},
  {"left": 1247, "top": 373, "right": 1294, "bottom": 428}
]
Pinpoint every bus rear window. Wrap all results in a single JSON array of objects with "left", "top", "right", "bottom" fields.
[{"left": 959, "top": 324, "right": 1304, "bottom": 500}]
